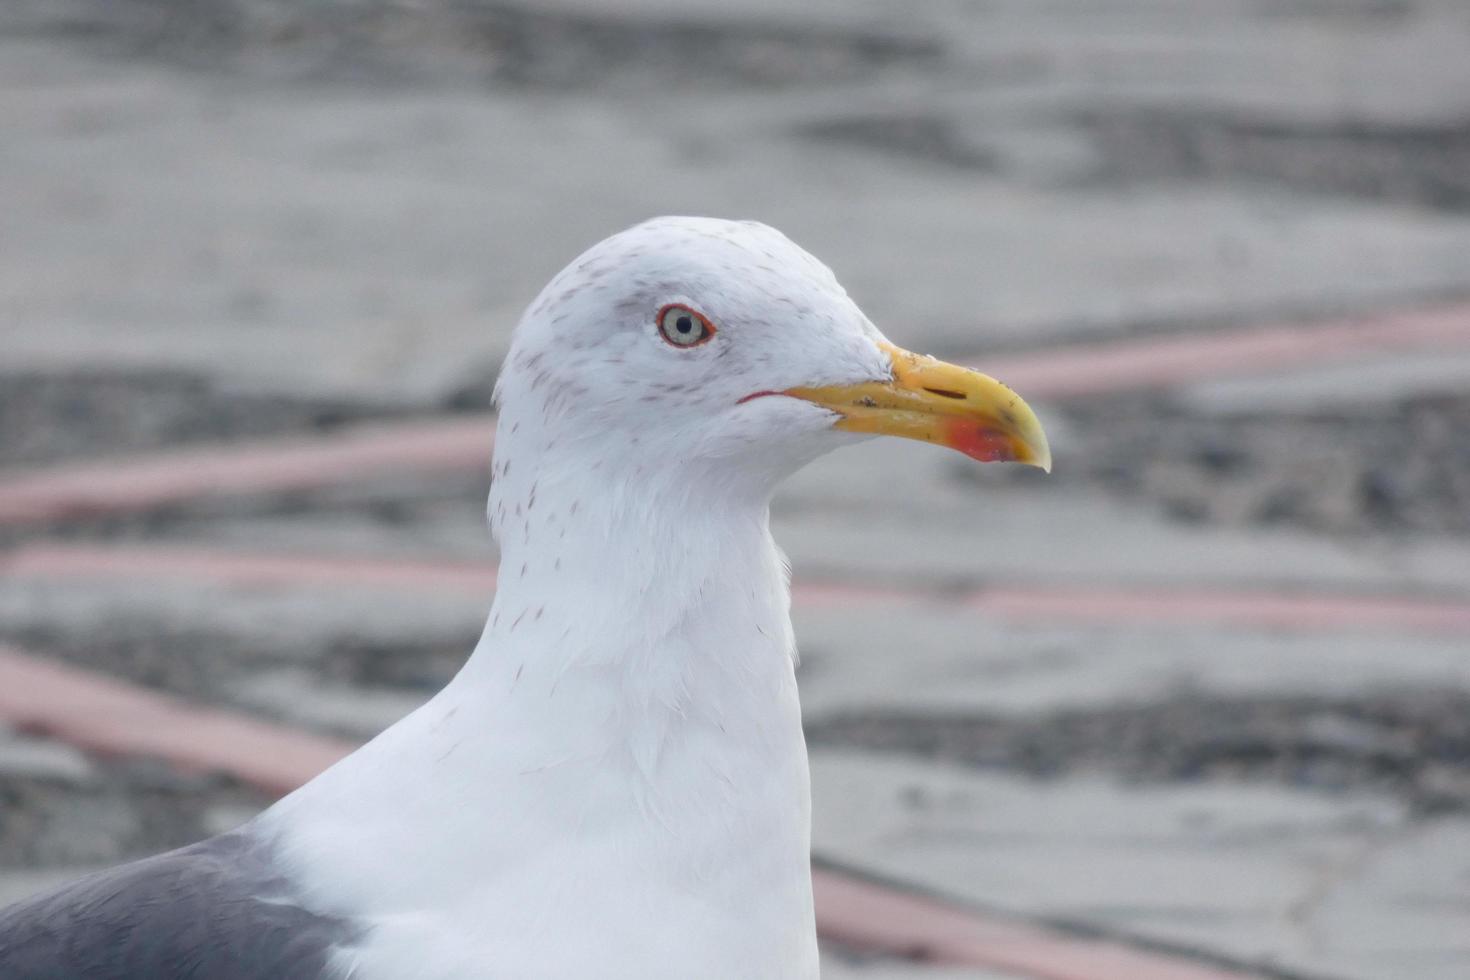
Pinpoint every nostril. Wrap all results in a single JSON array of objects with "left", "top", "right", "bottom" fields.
[{"left": 923, "top": 387, "right": 967, "bottom": 400}]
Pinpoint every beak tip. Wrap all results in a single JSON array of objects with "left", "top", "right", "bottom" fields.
[{"left": 1030, "top": 442, "right": 1053, "bottom": 474}]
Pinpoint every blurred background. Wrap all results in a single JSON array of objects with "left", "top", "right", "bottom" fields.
[{"left": 2, "top": 1, "right": 1469, "bottom": 977}]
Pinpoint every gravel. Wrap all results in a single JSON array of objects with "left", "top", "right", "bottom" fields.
[
  {"left": 3, "top": 0, "right": 940, "bottom": 91},
  {"left": 807, "top": 690, "right": 1470, "bottom": 816},
  {"left": 0, "top": 370, "right": 398, "bottom": 469},
  {"left": 0, "top": 754, "right": 267, "bottom": 869},
  {"left": 1083, "top": 108, "right": 1470, "bottom": 212},
  {"left": 975, "top": 392, "right": 1470, "bottom": 539}
]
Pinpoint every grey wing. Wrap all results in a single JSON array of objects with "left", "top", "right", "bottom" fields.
[{"left": 0, "top": 830, "right": 356, "bottom": 980}]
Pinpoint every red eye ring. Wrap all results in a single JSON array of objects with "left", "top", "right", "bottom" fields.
[{"left": 656, "top": 304, "right": 717, "bottom": 348}]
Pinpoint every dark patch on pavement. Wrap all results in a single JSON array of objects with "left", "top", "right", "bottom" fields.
[
  {"left": 1254, "top": 0, "right": 1413, "bottom": 22},
  {"left": 806, "top": 690, "right": 1470, "bottom": 816},
  {"left": 798, "top": 114, "right": 998, "bottom": 171},
  {"left": 0, "top": 755, "right": 267, "bottom": 870},
  {"left": 978, "top": 392, "right": 1470, "bottom": 538},
  {"left": 9, "top": 0, "right": 941, "bottom": 90},
  {"left": 1082, "top": 108, "right": 1470, "bottom": 211},
  {"left": 0, "top": 371, "right": 398, "bottom": 469}
]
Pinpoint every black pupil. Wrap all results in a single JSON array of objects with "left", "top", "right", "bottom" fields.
[{"left": 676, "top": 315, "right": 693, "bottom": 334}]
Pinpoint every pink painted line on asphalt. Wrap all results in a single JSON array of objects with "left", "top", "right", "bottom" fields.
[
  {"left": 813, "top": 868, "right": 1262, "bottom": 980},
  {"left": 969, "top": 585, "right": 1470, "bottom": 635},
  {"left": 2, "top": 543, "right": 500, "bottom": 596},
  {"left": 0, "top": 415, "right": 494, "bottom": 527},
  {"left": 0, "top": 644, "right": 353, "bottom": 797},
  {"left": 0, "top": 641, "right": 1266, "bottom": 980},
  {"left": 0, "top": 303, "right": 1466, "bottom": 529},
  {"left": 803, "top": 579, "right": 1470, "bottom": 635},
  {"left": 6, "top": 542, "right": 1468, "bottom": 636},
  {"left": 972, "top": 302, "right": 1470, "bottom": 399}
]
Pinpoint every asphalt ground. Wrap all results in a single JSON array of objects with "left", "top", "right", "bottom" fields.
[{"left": 3, "top": 2, "right": 1470, "bottom": 978}]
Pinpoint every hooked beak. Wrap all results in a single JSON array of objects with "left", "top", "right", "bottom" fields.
[{"left": 783, "top": 341, "right": 1052, "bottom": 471}]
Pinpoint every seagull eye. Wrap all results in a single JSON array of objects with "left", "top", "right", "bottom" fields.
[{"left": 657, "top": 304, "right": 715, "bottom": 348}]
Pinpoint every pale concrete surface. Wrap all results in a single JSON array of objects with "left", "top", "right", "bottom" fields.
[
  {"left": 5, "top": 1, "right": 1470, "bottom": 402},
  {"left": 1180, "top": 349, "right": 1470, "bottom": 414},
  {"left": 813, "top": 750, "right": 1470, "bottom": 980},
  {"left": 0, "top": 728, "right": 95, "bottom": 786},
  {"left": 778, "top": 438, "right": 1470, "bottom": 594},
  {"left": 794, "top": 611, "right": 1470, "bottom": 719}
]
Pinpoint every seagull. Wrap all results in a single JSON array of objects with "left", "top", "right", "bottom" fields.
[{"left": 0, "top": 216, "right": 1049, "bottom": 979}]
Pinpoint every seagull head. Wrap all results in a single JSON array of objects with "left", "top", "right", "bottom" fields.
[{"left": 493, "top": 216, "right": 1050, "bottom": 498}]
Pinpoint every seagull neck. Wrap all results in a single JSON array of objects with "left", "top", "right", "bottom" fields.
[
  {"left": 473, "top": 451, "right": 792, "bottom": 680},
  {"left": 264, "top": 440, "right": 818, "bottom": 978}
]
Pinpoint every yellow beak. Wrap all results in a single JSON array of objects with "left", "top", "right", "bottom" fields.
[{"left": 784, "top": 342, "right": 1052, "bottom": 471}]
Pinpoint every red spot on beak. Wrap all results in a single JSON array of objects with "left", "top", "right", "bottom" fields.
[{"left": 943, "top": 417, "right": 1020, "bottom": 463}]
